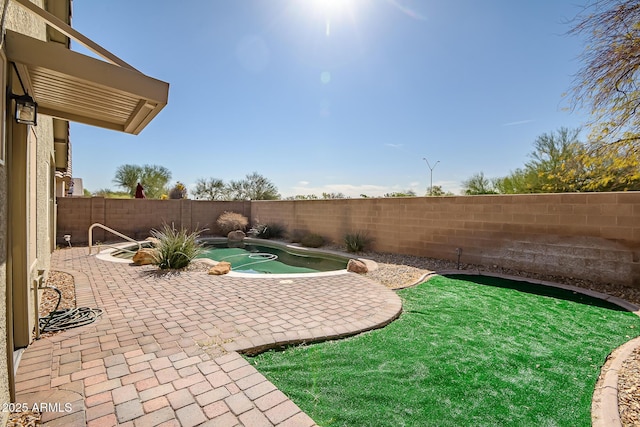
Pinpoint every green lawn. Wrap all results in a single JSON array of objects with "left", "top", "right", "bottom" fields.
[{"left": 247, "top": 275, "right": 640, "bottom": 426}]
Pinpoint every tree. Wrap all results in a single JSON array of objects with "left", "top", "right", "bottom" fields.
[
  {"left": 461, "top": 172, "right": 498, "bottom": 195},
  {"left": 93, "top": 188, "right": 131, "bottom": 198},
  {"left": 425, "top": 185, "right": 453, "bottom": 196},
  {"left": 321, "top": 192, "right": 347, "bottom": 199},
  {"left": 286, "top": 194, "right": 320, "bottom": 200},
  {"left": 494, "top": 127, "right": 640, "bottom": 193},
  {"left": 168, "top": 182, "right": 188, "bottom": 199},
  {"left": 569, "top": 1, "right": 640, "bottom": 189},
  {"left": 577, "top": 142, "right": 640, "bottom": 191},
  {"left": 139, "top": 165, "right": 172, "bottom": 199},
  {"left": 193, "top": 173, "right": 280, "bottom": 200},
  {"left": 192, "top": 178, "right": 227, "bottom": 200},
  {"left": 384, "top": 190, "right": 417, "bottom": 197},
  {"left": 492, "top": 128, "right": 594, "bottom": 194},
  {"left": 493, "top": 169, "right": 537, "bottom": 194},
  {"left": 113, "top": 164, "right": 171, "bottom": 199},
  {"left": 113, "top": 164, "right": 141, "bottom": 197},
  {"left": 524, "top": 127, "right": 587, "bottom": 192},
  {"left": 570, "top": 0, "right": 640, "bottom": 142},
  {"left": 227, "top": 172, "right": 280, "bottom": 200}
]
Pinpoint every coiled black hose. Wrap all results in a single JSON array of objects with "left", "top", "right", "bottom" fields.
[{"left": 39, "top": 286, "right": 103, "bottom": 334}]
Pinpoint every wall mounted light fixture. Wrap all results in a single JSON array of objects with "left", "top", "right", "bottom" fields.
[
  {"left": 10, "top": 62, "right": 38, "bottom": 126},
  {"left": 12, "top": 93, "right": 37, "bottom": 125}
]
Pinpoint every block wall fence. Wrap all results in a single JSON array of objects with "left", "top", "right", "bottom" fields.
[
  {"left": 57, "top": 193, "right": 640, "bottom": 287},
  {"left": 56, "top": 198, "right": 251, "bottom": 243}
]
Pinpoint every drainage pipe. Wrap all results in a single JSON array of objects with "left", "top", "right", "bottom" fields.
[{"left": 32, "top": 269, "right": 45, "bottom": 340}]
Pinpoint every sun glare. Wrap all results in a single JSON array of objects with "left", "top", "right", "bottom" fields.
[
  {"left": 310, "top": 0, "right": 349, "bottom": 15},
  {"left": 302, "top": 0, "right": 363, "bottom": 36},
  {"left": 306, "top": 0, "right": 357, "bottom": 19}
]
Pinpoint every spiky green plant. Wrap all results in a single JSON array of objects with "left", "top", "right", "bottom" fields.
[
  {"left": 149, "top": 224, "right": 203, "bottom": 269},
  {"left": 344, "top": 231, "right": 372, "bottom": 253}
]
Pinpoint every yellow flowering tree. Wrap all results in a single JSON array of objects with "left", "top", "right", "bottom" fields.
[{"left": 569, "top": 0, "right": 640, "bottom": 190}]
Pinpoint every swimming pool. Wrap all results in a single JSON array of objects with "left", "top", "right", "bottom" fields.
[
  {"left": 198, "top": 240, "right": 349, "bottom": 274},
  {"left": 97, "top": 238, "right": 357, "bottom": 276}
]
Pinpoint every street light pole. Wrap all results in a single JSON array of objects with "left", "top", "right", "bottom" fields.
[{"left": 423, "top": 158, "right": 440, "bottom": 196}]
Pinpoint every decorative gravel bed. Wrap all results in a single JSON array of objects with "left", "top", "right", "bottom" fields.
[
  {"left": 39, "top": 271, "right": 76, "bottom": 317},
  {"left": 7, "top": 410, "right": 40, "bottom": 427},
  {"left": 619, "top": 344, "right": 640, "bottom": 426},
  {"left": 24, "top": 251, "right": 640, "bottom": 426}
]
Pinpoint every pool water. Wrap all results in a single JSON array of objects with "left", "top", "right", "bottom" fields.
[{"left": 198, "top": 242, "right": 349, "bottom": 274}]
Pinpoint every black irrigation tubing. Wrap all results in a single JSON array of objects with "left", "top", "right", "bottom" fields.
[{"left": 38, "top": 286, "right": 103, "bottom": 334}]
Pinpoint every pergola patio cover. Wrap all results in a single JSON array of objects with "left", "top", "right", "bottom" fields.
[{"left": 5, "top": 29, "right": 169, "bottom": 135}]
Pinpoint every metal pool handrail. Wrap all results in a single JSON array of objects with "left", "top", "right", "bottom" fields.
[{"left": 88, "top": 223, "right": 141, "bottom": 255}]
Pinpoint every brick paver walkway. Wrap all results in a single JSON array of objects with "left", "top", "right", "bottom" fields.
[{"left": 14, "top": 247, "right": 402, "bottom": 426}]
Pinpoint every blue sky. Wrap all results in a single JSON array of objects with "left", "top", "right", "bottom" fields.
[{"left": 70, "top": 0, "right": 590, "bottom": 197}]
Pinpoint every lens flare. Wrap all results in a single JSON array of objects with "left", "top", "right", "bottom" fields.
[
  {"left": 320, "top": 71, "right": 331, "bottom": 84},
  {"left": 385, "top": 0, "right": 427, "bottom": 21}
]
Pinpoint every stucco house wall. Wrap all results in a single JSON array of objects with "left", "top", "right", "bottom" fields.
[
  {"left": 7, "top": 0, "right": 55, "bottom": 267},
  {"left": 0, "top": 71, "right": 7, "bottom": 426},
  {"left": 0, "top": 0, "right": 58, "bottom": 417}
]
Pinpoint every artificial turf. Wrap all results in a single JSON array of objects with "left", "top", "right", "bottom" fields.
[{"left": 247, "top": 275, "right": 640, "bottom": 426}]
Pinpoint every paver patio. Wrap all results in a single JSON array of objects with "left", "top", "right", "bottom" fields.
[{"left": 14, "top": 246, "right": 402, "bottom": 426}]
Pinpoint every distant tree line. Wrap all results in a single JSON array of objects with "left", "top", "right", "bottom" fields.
[
  {"left": 461, "top": 127, "right": 640, "bottom": 195},
  {"left": 93, "top": 166, "right": 450, "bottom": 200},
  {"left": 461, "top": 0, "right": 640, "bottom": 195},
  {"left": 112, "top": 164, "right": 172, "bottom": 199},
  {"left": 94, "top": 164, "right": 444, "bottom": 201},
  {"left": 91, "top": 168, "right": 280, "bottom": 201},
  {"left": 192, "top": 172, "right": 280, "bottom": 200}
]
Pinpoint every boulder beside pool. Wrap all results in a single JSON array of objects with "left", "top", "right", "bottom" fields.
[
  {"left": 132, "top": 248, "right": 158, "bottom": 265},
  {"left": 347, "top": 259, "right": 368, "bottom": 274},
  {"left": 209, "top": 261, "right": 232, "bottom": 275},
  {"left": 227, "top": 230, "right": 246, "bottom": 241}
]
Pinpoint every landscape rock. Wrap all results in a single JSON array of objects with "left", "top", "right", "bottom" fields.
[
  {"left": 208, "top": 261, "right": 232, "bottom": 275},
  {"left": 132, "top": 248, "right": 158, "bottom": 265},
  {"left": 347, "top": 259, "right": 368, "bottom": 274},
  {"left": 227, "top": 230, "right": 246, "bottom": 241}
]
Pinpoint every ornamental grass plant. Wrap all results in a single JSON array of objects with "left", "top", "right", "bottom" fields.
[
  {"left": 216, "top": 211, "right": 249, "bottom": 235},
  {"left": 300, "top": 233, "right": 325, "bottom": 248},
  {"left": 149, "top": 224, "right": 203, "bottom": 270},
  {"left": 344, "top": 231, "right": 372, "bottom": 253}
]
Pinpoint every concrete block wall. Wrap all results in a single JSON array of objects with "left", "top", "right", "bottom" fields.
[
  {"left": 56, "top": 197, "right": 98, "bottom": 244},
  {"left": 190, "top": 200, "right": 251, "bottom": 236},
  {"left": 251, "top": 192, "right": 640, "bottom": 287},
  {"left": 57, "top": 193, "right": 640, "bottom": 287},
  {"left": 56, "top": 198, "right": 252, "bottom": 245}
]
